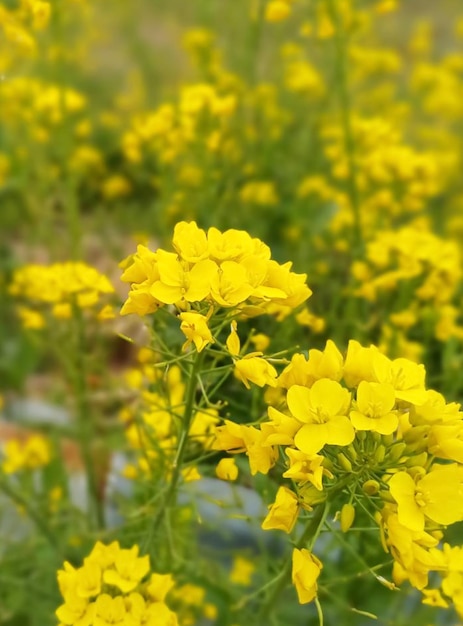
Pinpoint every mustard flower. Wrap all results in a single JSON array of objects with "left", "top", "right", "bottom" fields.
[
  {"left": 234, "top": 354, "right": 278, "bottom": 389},
  {"left": 261, "top": 486, "right": 299, "bottom": 533},
  {"left": 102, "top": 546, "right": 150, "bottom": 593},
  {"left": 389, "top": 466, "right": 463, "bottom": 532},
  {"left": 179, "top": 311, "right": 213, "bottom": 352},
  {"left": 350, "top": 381, "right": 398, "bottom": 434},
  {"left": 288, "top": 379, "right": 354, "bottom": 455},
  {"left": 215, "top": 457, "right": 239, "bottom": 481},
  {"left": 265, "top": 0, "right": 291, "bottom": 22},
  {"left": 229, "top": 556, "right": 255, "bottom": 586},
  {"left": 291, "top": 549, "right": 323, "bottom": 604}
]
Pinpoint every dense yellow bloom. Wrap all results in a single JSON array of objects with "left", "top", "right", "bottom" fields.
[
  {"left": 2, "top": 434, "right": 50, "bottom": 473},
  {"left": 121, "top": 222, "right": 311, "bottom": 317},
  {"left": 9, "top": 262, "right": 114, "bottom": 324},
  {"left": 292, "top": 549, "right": 322, "bottom": 604},
  {"left": 56, "top": 542, "right": 178, "bottom": 626}
]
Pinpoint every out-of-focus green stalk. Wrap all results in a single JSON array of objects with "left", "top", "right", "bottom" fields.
[
  {"left": 71, "top": 303, "right": 105, "bottom": 530},
  {"left": 144, "top": 349, "right": 205, "bottom": 547},
  {"left": 0, "top": 478, "right": 60, "bottom": 554},
  {"left": 326, "top": 0, "right": 363, "bottom": 257}
]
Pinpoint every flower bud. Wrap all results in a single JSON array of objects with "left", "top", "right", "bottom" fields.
[
  {"left": 340, "top": 503, "right": 355, "bottom": 532},
  {"left": 362, "top": 479, "right": 380, "bottom": 495},
  {"left": 337, "top": 452, "right": 352, "bottom": 472}
]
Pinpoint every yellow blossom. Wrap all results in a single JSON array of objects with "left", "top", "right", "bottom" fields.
[
  {"left": 179, "top": 311, "right": 213, "bottom": 352},
  {"left": 389, "top": 466, "right": 463, "bottom": 532},
  {"left": 292, "top": 549, "right": 323, "bottom": 604},
  {"left": 265, "top": 0, "right": 291, "bottom": 23},
  {"left": 234, "top": 354, "right": 278, "bottom": 389},
  {"left": 215, "top": 457, "right": 239, "bottom": 481},
  {"left": 350, "top": 381, "right": 398, "bottom": 434},
  {"left": 288, "top": 379, "right": 354, "bottom": 455},
  {"left": 262, "top": 486, "right": 299, "bottom": 533}
]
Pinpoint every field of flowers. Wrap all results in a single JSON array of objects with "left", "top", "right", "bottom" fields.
[{"left": 2, "top": 0, "right": 463, "bottom": 624}]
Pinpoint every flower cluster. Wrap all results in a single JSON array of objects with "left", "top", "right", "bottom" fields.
[
  {"left": 214, "top": 338, "right": 463, "bottom": 612},
  {"left": 1, "top": 433, "right": 50, "bottom": 474},
  {"left": 120, "top": 221, "right": 311, "bottom": 323},
  {"left": 351, "top": 225, "right": 463, "bottom": 355},
  {"left": 9, "top": 261, "right": 115, "bottom": 326},
  {"left": 56, "top": 541, "right": 178, "bottom": 626}
]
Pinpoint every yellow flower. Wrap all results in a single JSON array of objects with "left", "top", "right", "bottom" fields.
[
  {"left": 261, "top": 406, "right": 300, "bottom": 446},
  {"left": 72, "top": 562, "right": 102, "bottom": 599},
  {"left": 56, "top": 596, "right": 95, "bottom": 626},
  {"left": 146, "top": 573, "right": 175, "bottom": 602},
  {"left": 288, "top": 379, "right": 354, "bottom": 455},
  {"left": 150, "top": 251, "right": 217, "bottom": 304},
  {"left": 2, "top": 434, "right": 51, "bottom": 474},
  {"left": 250, "top": 333, "right": 270, "bottom": 352},
  {"left": 179, "top": 312, "right": 213, "bottom": 352},
  {"left": 229, "top": 556, "right": 255, "bottom": 586},
  {"left": 282, "top": 449, "right": 326, "bottom": 490},
  {"left": 279, "top": 340, "right": 343, "bottom": 388},
  {"left": 216, "top": 457, "right": 239, "bottom": 481},
  {"left": 265, "top": 0, "right": 291, "bottom": 22},
  {"left": 103, "top": 546, "right": 150, "bottom": 593},
  {"left": 172, "top": 221, "right": 209, "bottom": 263},
  {"left": 291, "top": 549, "right": 322, "bottom": 604},
  {"left": 262, "top": 486, "right": 299, "bottom": 533},
  {"left": 350, "top": 381, "right": 398, "bottom": 435},
  {"left": 94, "top": 594, "right": 126, "bottom": 626},
  {"left": 234, "top": 354, "right": 278, "bottom": 389},
  {"left": 389, "top": 466, "right": 463, "bottom": 532},
  {"left": 210, "top": 261, "right": 253, "bottom": 307}
]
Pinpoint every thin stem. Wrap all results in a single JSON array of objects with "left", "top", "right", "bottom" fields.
[
  {"left": 0, "top": 479, "right": 60, "bottom": 554},
  {"left": 71, "top": 304, "right": 105, "bottom": 530},
  {"left": 256, "top": 500, "right": 330, "bottom": 621},
  {"left": 315, "top": 597, "right": 324, "bottom": 626},
  {"left": 326, "top": 0, "right": 363, "bottom": 255},
  {"left": 144, "top": 350, "right": 205, "bottom": 546}
]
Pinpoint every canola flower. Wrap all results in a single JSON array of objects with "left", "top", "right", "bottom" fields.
[
  {"left": 214, "top": 338, "right": 463, "bottom": 614},
  {"left": 120, "top": 220, "right": 311, "bottom": 322},
  {"left": 9, "top": 261, "right": 115, "bottom": 325},
  {"left": 55, "top": 541, "right": 178, "bottom": 626},
  {"left": 1, "top": 433, "right": 50, "bottom": 474}
]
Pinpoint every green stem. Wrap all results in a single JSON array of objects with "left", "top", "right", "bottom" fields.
[
  {"left": 145, "top": 350, "right": 205, "bottom": 544},
  {"left": 71, "top": 304, "right": 105, "bottom": 530},
  {"left": 0, "top": 479, "right": 60, "bottom": 554},
  {"left": 326, "top": 0, "right": 363, "bottom": 256},
  {"left": 256, "top": 500, "right": 330, "bottom": 622}
]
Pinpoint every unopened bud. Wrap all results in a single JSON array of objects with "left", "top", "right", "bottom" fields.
[
  {"left": 405, "top": 452, "right": 427, "bottom": 468},
  {"left": 388, "top": 442, "right": 407, "bottom": 462},
  {"left": 337, "top": 452, "right": 353, "bottom": 472},
  {"left": 340, "top": 503, "right": 355, "bottom": 532},
  {"left": 362, "top": 479, "right": 380, "bottom": 495},
  {"left": 374, "top": 445, "right": 386, "bottom": 463}
]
